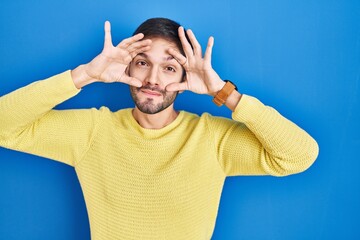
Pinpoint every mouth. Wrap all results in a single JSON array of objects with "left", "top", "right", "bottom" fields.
[{"left": 140, "top": 89, "right": 162, "bottom": 97}]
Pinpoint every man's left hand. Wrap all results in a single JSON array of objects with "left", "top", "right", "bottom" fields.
[{"left": 166, "top": 27, "right": 225, "bottom": 96}]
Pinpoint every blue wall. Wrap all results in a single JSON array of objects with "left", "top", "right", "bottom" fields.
[{"left": 0, "top": 0, "right": 359, "bottom": 239}]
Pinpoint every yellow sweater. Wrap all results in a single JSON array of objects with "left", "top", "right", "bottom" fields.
[{"left": 0, "top": 71, "right": 318, "bottom": 239}]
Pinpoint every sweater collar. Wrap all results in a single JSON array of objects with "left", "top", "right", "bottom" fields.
[{"left": 124, "top": 108, "right": 185, "bottom": 138}]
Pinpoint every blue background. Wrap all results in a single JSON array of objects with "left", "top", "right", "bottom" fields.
[{"left": 0, "top": 0, "right": 359, "bottom": 239}]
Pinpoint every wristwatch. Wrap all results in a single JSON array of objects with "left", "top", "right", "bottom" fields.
[{"left": 212, "top": 80, "right": 238, "bottom": 107}]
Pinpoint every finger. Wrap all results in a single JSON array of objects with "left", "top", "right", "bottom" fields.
[
  {"left": 204, "top": 36, "right": 214, "bottom": 62},
  {"left": 166, "top": 82, "right": 188, "bottom": 92},
  {"left": 127, "top": 39, "right": 152, "bottom": 53},
  {"left": 186, "top": 29, "right": 202, "bottom": 57},
  {"left": 117, "top": 33, "right": 145, "bottom": 48},
  {"left": 130, "top": 45, "right": 151, "bottom": 58},
  {"left": 168, "top": 48, "right": 187, "bottom": 66},
  {"left": 121, "top": 75, "right": 143, "bottom": 87},
  {"left": 178, "top": 26, "right": 194, "bottom": 57},
  {"left": 104, "top": 21, "right": 113, "bottom": 48}
]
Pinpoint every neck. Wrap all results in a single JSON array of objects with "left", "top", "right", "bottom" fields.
[{"left": 132, "top": 105, "right": 179, "bottom": 129}]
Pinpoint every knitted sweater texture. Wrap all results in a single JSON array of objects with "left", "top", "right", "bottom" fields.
[{"left": 0, "top": 71, "right": 318, "bottom": 239}]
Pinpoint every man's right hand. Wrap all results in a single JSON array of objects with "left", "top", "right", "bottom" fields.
[{"left": 71, "top": 21, "right": 151, "bottom": 89}]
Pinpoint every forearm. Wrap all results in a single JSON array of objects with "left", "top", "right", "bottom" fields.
[
  {"left": 0, "top": 71, "right": 80, "bottom": 140},
  {"left": 232, "top": 95, "right": 319, "bottom": 175},
  {"left": 224, "top": 90, "right": 243, "bottom": 112}
]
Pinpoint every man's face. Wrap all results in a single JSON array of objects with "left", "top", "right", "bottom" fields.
[{"left": 129, "top": 38, "right": 184, "bottom": 114}]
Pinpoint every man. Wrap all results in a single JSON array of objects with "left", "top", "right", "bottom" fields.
[{"left": 0, "top": 18, "right": 318, "bottom": 239}]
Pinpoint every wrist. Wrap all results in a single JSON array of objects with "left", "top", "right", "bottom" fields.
[
  {"left": 212, "top": 80, "right": 238, "bottom": 107},
  {"left": 209, "top": 80, "right": 226, "bottom": 97},
  {"left": 71, "top": 64, "right": 97, "bottom": 89}
]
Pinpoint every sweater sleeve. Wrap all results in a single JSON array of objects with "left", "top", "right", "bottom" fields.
[
  {"left": 0, "top": 71, "right": 101, "bottom": 167},
  {"left": 207, "top": 95, "right": 319, "bottom": 177}
]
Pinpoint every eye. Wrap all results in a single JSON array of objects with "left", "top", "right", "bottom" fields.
[
  {"left": 165, "top": 66, "right": 176, "bottom": 72},
  {"left": 136, "top": 60, "right": 148, "bottom": 67}
]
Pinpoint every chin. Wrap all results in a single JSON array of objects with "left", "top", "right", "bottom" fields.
[{"left": 136, "top": 101, "right": 172, "bottom": 114}]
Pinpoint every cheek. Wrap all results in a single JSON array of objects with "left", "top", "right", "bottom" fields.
[
  {"left": 174, "top": 67, "right": 185, "bottom": 82},
  {"left": 129, "top": 65, "right": 144, "bottom": 78},
  {"left": 164, "top": 69, "right": 184, "bottom": 83}
]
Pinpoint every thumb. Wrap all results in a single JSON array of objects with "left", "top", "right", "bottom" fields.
[
  {"left": 121, "top": 75, "right": 143, "bottom": 88},
  {"left": 166, "top": 82, "right": 188, "bottom": 92}
]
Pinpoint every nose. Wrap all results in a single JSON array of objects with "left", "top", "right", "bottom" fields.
[{"left": 144, "top": 67, "right": 159, "bottom": 85}]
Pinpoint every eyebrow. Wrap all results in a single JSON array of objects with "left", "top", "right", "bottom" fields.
[{"left": 136, "top": 53, "right": 175, "bottom": 62}]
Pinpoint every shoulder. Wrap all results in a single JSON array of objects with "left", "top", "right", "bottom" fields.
[
  {"left": 95, "top": 106, "right": 131, "bottom": 116},
  {"left": 181, "top": 110, "right": 239, "bottom": 130},
  {"left": 201, "top": 111, "right": 236, "bottom": 126},
  {"left": 84, "top": 107, "right": 130, "bottom": 124},
  {"left": 98, "top": 107, "right": 133, "bottom": 122}
]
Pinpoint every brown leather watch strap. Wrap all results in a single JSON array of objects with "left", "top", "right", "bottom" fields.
[{"left": 212, "top": 81, "right": 236, "bottom": 106}]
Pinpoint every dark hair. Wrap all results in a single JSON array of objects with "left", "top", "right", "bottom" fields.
[{"left": 133, "top": 17, "right": 191, "bottom": 55}]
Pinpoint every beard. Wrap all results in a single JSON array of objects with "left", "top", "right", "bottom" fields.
[{"left": 130, "top": 84, "right": 178, "bottom": 114}]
